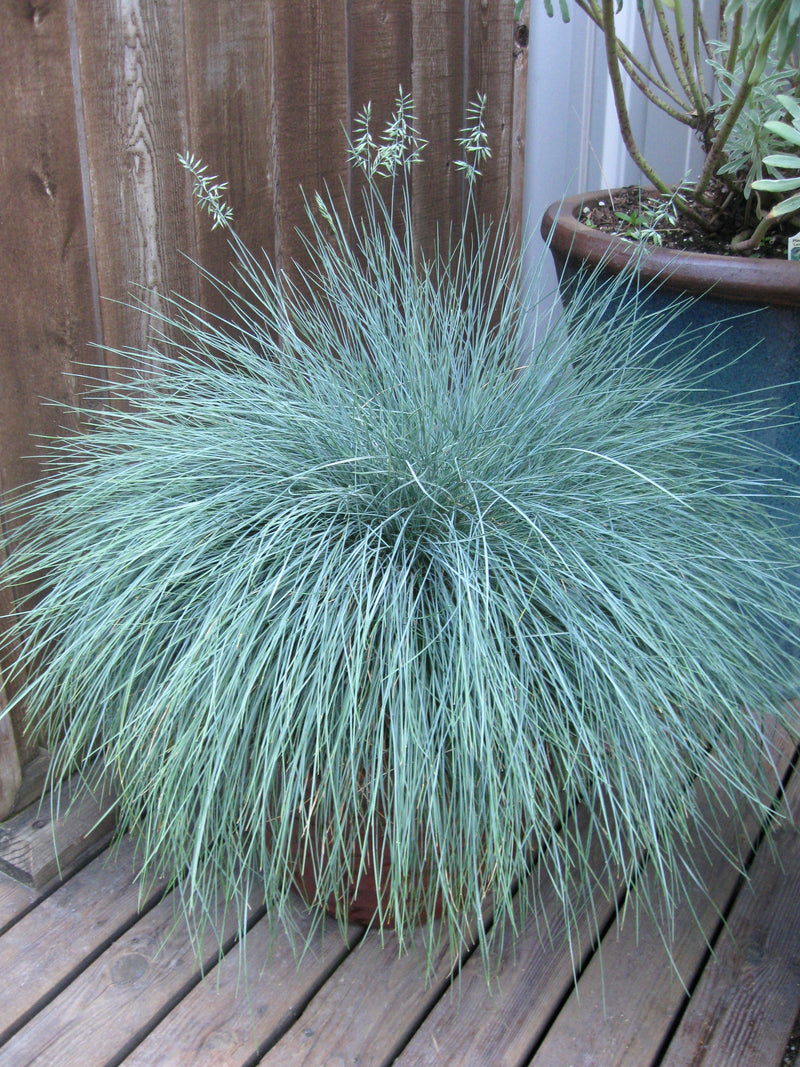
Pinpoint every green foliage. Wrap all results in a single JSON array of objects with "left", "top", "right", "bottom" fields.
[
  {"left": 614, "top": 190, "right": 681, "bottom": 244},
  {"left": 752, "top": 93, "right": 800, "bottom": 220},
  {"left": 709, "top": 46, "right": 793, "bottom": 199},
  {"left": 1, "top": 106, "right": 799, "bottom": 977},
  {"left": 726, "top": 0, "right": 800, "bottom": 78},
  {"left": 544, "top": 0, "right": 800, "bottom": 249}
]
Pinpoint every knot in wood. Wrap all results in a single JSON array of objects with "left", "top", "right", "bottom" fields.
[
  {"left": 27, "top": 0, "right": 51, "bottom": 25},
  {"left": 110, "top": 952, "right": 149, "bottom": 986}
]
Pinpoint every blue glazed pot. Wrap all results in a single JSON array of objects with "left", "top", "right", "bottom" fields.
[{"left": 542, "top": 192, "right": 800, "bottom": 530}]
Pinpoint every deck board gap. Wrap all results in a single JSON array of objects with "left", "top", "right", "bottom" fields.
[
  {"left": 245, "top": 921, "right": 365, "bottom": 1066},
  {"left": 650, "top": 748, "right": 800, "bottom": 1067},
  {"left": 518, "top": 867, "right": 634, "bottom": 1067},
  {"left": 105, "top": 900, "right": 270, "bottom": 1067}
]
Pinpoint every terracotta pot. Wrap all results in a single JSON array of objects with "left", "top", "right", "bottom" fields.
[
  {"left": 541, "top": 191, "right": 800, "bottom": 308},
  {"left": 288, "top": 807, "right": 444, "bottom": 928}
]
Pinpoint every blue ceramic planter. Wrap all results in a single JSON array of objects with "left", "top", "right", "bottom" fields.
[{"left": 542, "top": 192, "right": 800, "bottom": 533}]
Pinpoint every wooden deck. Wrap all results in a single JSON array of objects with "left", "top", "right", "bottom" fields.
[{"left": 1, "top": 736, "right": 800, "bottom": 1066}]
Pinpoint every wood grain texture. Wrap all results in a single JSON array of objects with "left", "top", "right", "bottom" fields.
[
  {"left": 661, "top": 763, "right": 800, "bottom": 1067},
  {"left": 411, "top": 0, "right": 468, "bottom": 253},
  {"left": 0, "top": 0, "right": 96, "bottom": 768},
  {"left": 0, "top": 0, "right": 94, "bottom": 495},
  {"left": 0, "top": 772, "right": 115, "bottom": 887},
  {"left": 0, "top": 888, "right": 247, "bottom": 1067},
  {"left": 528, "top": 724, "right": 797, "bottom": 1067},
  {"left": 72, "top": 0, "right": 197, "bottom": 373},
  {"left": 0, "top": 836, "right": 165, "bottom": 1044},
  {"left": 0, "top": 821, "right": 121, "bottom": 936},
  {"left": 348, "top": 0, "right": 414, "bottom": 213},
  {"left": 121, "top": 902, "right": 360, "bottom": 1067},
  {"left": 467, "top": 0, "right": 516, "bottom": 227},
  {"left": 0, "top": 871, "right": 39, "bottom": 936},
  {"left": 7, "top": 750, "right": 51, "bottom": 819},
  {"left": 259, "top": 918, "right": 478, "bottom": 1066},
  {"left": 349, "top": 0, "right": 414, "bottom": 124},
  {"left": 0, "top": 535, "right": 31, "bottom": 763},
  {"left": 510, "top": 1, "right": 530, "bottom": 247},
  {"left": 393, "top": 806, "right": 628, "bottom": 1067},
  {"left": 270, "top": 0, "right": 350, "bottom": 275},
  {"left": 0, "top": 688, "right": 21, "bottom": 821},
  {"left": 183, "top": 1, "right": 276, "bottom": 317}
]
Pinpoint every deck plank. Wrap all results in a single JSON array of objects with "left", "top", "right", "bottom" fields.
[
  {"left": 0, "top": 837, "right": 167, "bottom": 1045},
  {"left": 0, "top": 830, "right": 115, "bottom": 935},
  {"left": 121, "top": 902, "right": 361, "bottom": 1067},
  {"left": 0, "top": 887, "right": 250, "bottom": 1067},
  {"left": 660, "top": 765, "right": 800, "bottom": 1067},
  {"left": 0, "top": 772, "right": 115, "bottom": 888},
  {"left": 393, "top": 806, "right": 629, "bottom": 1067},
  {"left": 258, "top": 920, "right": 470, "bottom": 1066},
  {"left": 528, "top": 725, "right": 797, "bottom": 1067},
  {"left": 0, "top": 871, "right": 38, "bottom": 933}
]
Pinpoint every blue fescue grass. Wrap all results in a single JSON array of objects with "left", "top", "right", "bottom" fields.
[{"left": 1, "top": 99, "right": 799, "bottom": 976}]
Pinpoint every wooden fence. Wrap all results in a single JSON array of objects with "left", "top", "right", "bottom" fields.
[{"left": 0, "top": 0, "right": 529, "bottom": 815}]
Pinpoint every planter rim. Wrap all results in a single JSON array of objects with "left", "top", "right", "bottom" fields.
[{"left": 541, "top": 190, "right": 800, "bottom": 308}]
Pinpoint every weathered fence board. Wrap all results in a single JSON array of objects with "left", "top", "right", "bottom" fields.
[
  {"left": 411, "top": 0, "right": 467, "bottom": 247},
  {"left": 72, "top": 0, "right": 197, "bottom": 369},
  {"left": 0, "top": 0, "right": 98, "bottom": 785},
  {"left": 182, "top": 2, "right": 275, "bottom": 313},
  {"left": 0, "top": 692, "right": 21, "bottom": 823},
  {"left": 0, "top": 0, "right": 527, "bottom": 801}
]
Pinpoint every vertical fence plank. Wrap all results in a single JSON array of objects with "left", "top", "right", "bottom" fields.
[
  {"left": 510, "top": 2, "right": 531, "bottom": 248},
  {"left": 270, "top": 0, "right": 350, "bottom": 274},
  {"left": 0, "top": 682, "right": 22, "bottom": 820},
  {"left": 411, "top": 0, "right": 468, "bottom": 252},
  {"left": 468, "top": 0, "right": 516, "bottom": 226},
  {"left": 0, "top": 0, "right": 95, "bottom": 496},
  {"left": 350, "top": 0, "right": 414, "bottom": 113},
  {"left": 72, "top": 0, "right": 197, "bottom": 372},
  {"left": 183, "top": 1, "right": 277, "bottom": 317},
  {"left": 0, "top": 0, "right": 99, "bottom": 771},
  {"left": 349, "top": 0, "right": 414, "bottom": 212},
  {"left": 0, "top": 533, "right": 28, "bottom": 778}
]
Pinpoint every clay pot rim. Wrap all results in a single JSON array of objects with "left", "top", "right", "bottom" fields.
[{"left": 541, "top": 190, "right": 800, "bottom": 309}]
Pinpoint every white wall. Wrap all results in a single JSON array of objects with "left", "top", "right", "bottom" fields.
[{"left": 522, "top": 1, "right": 708, "bottom": 304}]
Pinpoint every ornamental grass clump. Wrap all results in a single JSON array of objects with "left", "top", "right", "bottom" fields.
[{"left": 1, "top": 95, "right": 799, "bottom": 974}]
